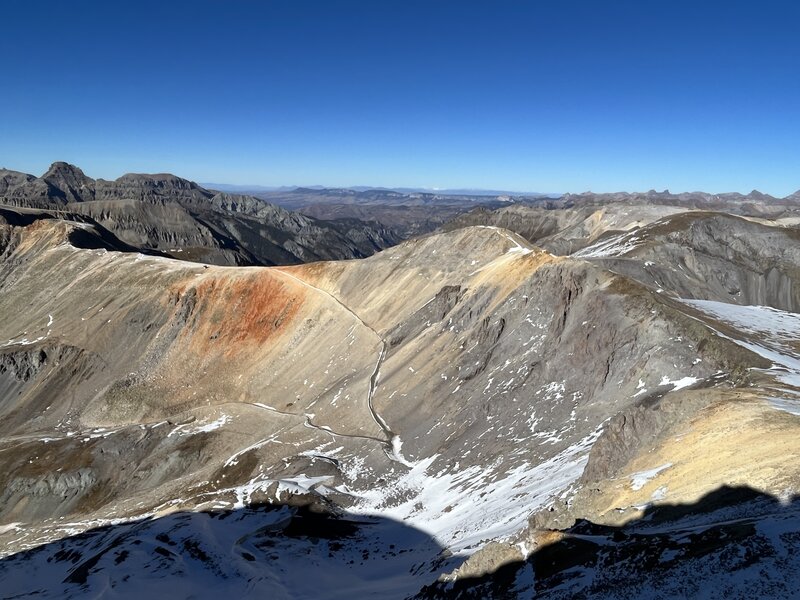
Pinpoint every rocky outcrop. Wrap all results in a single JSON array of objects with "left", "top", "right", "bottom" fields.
[
  {"left": 0, "top": 169, "right": 34, "bottom": 196},
  {"left": 590, "top": 212, "right": 800, "bottom": 311},
  {"left": 0, "top": 348, "right": 48, "bottom": 382}
]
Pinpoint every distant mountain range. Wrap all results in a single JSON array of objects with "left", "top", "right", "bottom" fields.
[
  {"left": 201, "top": 183, "right": 301, "bottom": 193},
  {"left": 0, "top": 162, "right": 400, "bottom": 266},
  {"left": 203, "top": 183, "right": 556, "bottom": 197},
  {"left": 203, "top": 182, "right": 800, "bottom": 202},
  {"left": 5, "top": 163, "right": 799, "bottom": 266}
]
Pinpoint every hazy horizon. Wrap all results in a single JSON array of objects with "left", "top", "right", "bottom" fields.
[{"left": 4, "top": 159, "right": 797, "bottom": 198}]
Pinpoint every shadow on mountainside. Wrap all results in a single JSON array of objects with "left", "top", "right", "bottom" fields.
[
  {"left": 0, "top": 205, "right": 171, "bottom": 257},
  {"left": 416, "top": 485, "right": 800, "bottom": 599},
  {"left": 2, "top": 487, "right": 798, "bottom": 599},
  {"left": 0, "top": 503, "right": 461, "bottom": 600}
]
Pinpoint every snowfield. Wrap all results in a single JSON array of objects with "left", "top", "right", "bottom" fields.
[
  {"left": 348, "top": 427, "right": 603, "bottom": 555},
  {"left": 683, "top": 300, "right": 800, "bottom": 405}
]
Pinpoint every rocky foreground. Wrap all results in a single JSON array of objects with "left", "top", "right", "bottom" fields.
[{"left": 0, "top": 199, "right": 798, "bottom": 597}]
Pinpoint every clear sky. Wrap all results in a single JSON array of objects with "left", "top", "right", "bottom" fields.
[{"left": 1, "top": 0, "right": 799, "bottom": 195}]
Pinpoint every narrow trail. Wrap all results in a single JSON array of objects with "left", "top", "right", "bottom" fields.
[
  {"left": 303, "top": 415, "right": 387, "bottom": 445},
  {"left": 245, "top": 402, "right": 302, "bottom": 418},
  {"left": 365, "top": 341, "right": 414, "bottom": 466},
  {"left": 276, "top": 268, "right": 381, "bottom": 340},
  {"left": 275, "top": 268, "right": 412, "bottom": 466},
  {"left": 367, "top": 342, "right": 391, "bottom": 435},
  {"left": 247, "top": 394, "right": 389, "bottom": 445},
  {"left": 222, "top": 405, "right": 388, "bottom": 468}
]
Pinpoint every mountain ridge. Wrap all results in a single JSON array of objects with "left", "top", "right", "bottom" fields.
[{"left": 0, "top": 162, "right": 400, "bottom": 266}]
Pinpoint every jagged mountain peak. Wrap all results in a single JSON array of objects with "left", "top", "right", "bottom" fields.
[
  {"left": 39, "top": 161, "right": 95, "bottom": 203},
  {"left": 43, "top": 161, "right": 91, "bottom": 180}
]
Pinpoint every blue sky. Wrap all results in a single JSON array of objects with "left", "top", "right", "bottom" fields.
[{"left": 1, "top": 0, "right": 799, "bottom": 195}]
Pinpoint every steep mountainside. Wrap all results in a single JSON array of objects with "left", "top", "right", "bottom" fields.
[
  {"left": 575, "top": 211, "right": 800, "bottom": 311},
  {"left": 0, "top": 163, "right": 399, "bottom": 266},
  {"left": 442, "top": 191, "right": 800, "bottom": 256},
  {"left": 0, "top": 201, "right": 797, "bottom": 597}
]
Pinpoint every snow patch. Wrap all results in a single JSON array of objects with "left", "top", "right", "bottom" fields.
[
  {"left": 573, "top": 232, "right": 642, "bottom": 258},
  {"left": 168, "top": 415, "right": 231, "bottom": 437},
  {"left": 630, "top": 463, "right": 673, "bottom": 491},
  {"left": 659, "top": 375, "right": 699, "bottom": 390},
  {"left": 347, "top": 427, "right": 603, "bottom": 555}
]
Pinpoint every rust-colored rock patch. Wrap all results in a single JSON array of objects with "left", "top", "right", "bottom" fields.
[{"left": 174, "top": 270, "right": 306, "bottom": 357}]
